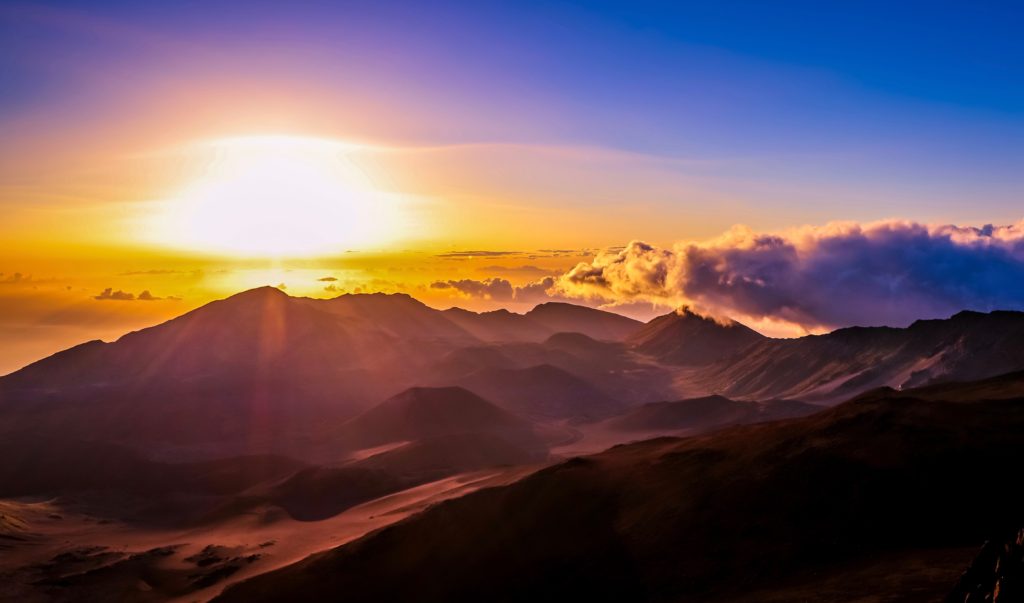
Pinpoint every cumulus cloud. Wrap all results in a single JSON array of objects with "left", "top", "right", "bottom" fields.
[
  {"left": 430, "top": 276, "right": 567, "bottom": 304},
  {"left": 0, "top": 272, "right": 56, "bottom": 287},
  {"left": 514, "top": 277, "right": 559, "bottom": 303},
  {"left": 94, "top": 288, "right": 135, "bottom": 301},
  {"left": 558, "top": 220, "right": 1024, "bottom": 329},
  {"left": 432, "top": 278, "right": 515, "bottom": 301},
  {"left": 95, "top": 288, "right": 177, "bottom": 301}
]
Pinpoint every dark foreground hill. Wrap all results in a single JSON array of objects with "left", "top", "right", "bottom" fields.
[{"left": 215, "top": 372, "right": 1024, "bottom": 603}]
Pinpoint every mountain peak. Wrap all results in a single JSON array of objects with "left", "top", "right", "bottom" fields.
[
  {"left": 225, "top": 285, "right": 291, "bottom": 302},
  {"left": 524, "top": 302, "right": 641, "bottom": 341},
  {"left": 331, "top": 291, "right": 427, "bottom": 309},
  {"left": 630, "top": 308, "right": 764, "bottom": 365},
  {"left": 243, "top": 285, "right": 288, "bottom": 295}
]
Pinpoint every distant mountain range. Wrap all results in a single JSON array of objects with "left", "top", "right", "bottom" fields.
[
  {"left": 2, "top": 287, "right": 1024, "bottom": 461},
  {"left": 4, "top": 287, "right": 1024, "bottom": 601}
]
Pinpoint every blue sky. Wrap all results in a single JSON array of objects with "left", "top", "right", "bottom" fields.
[{"left": 1, "top": 0, "right": 1022, "bottom": 235}]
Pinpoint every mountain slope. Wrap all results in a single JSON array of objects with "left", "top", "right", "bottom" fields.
[
  {"left": 524, "top": 302, "right": 642, "bottom": 341},
  {"left": 337, "top": 386, "right": 545, "bottom": 452},
  {"left": 357, "top": 433, "right": 546, "bottom": 479},
  {"left": 314, "top": 292, "right": 479, "bottom": 344},
  {"left": 0, "top": 289, "right": 493, "bottom": 459},
  {"left": 691, "top": 309, "right": 1024, "bottom": 402},
  {"left": 441, "top": 308, "right": 553, "bottom": 342},
  {"left": 441, "top": 303, "right": 643, "bottom": 343},
  {"left": 607, "top": 395, "right": 819, "bottom": 432},
  {"left": 452, "top": 364, "right": 626, "bottom": 421},
  {"left": 215, "top": 372, "right": 1024, "bottom": 603},
  {"left": 629, "top": 307, "right": 765, "bottom": 365}
]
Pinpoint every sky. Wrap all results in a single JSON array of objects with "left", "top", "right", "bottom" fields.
[{"left": 1, "top": 0, "right": 1023, "bottom": 373}]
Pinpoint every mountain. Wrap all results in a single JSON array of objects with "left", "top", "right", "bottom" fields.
[
  {"left": 0, "top": 437, "right": 305, "bottom": 501},
  {"left": 314, "top": 292, "right": 479, "bottom": 344},
  {"left": 629, "top": 307, "right": 766, "bottom": 365},
  {"left": 357, "top": 433, "right": 545, "bottom": 479},
  {"left": 607, "top": 395, "right": 819, "bottom": 432},
  {"left": 524, "top": 302, "right": 642, "bottom": 341},
  {"left": 214, "top": 372, "right": 1024, "bottom": 603},
  {"left": 690, "top": 309, "right": 1024, "bottom": 402},
  {"left": 0, "top": 289, "right": 591, "bottom": 461},
  {"left": 3, "top": 286, "right": 374, "bottom": 386},
  {"left": 336, "top": 386, "right": 545, "bottom": 453},
  {"left": 5, "top": 287, "right": 1024, "bottom": 467},
  {"left": 442, "top": 303, "right": 643, "bottom": 343},
  {"left": 248, "top": 465, "right": 408, "bottom": 522},
  {"left": 0, "top": 287, "right": 433, "bottom": 459},
  {"left": 452, "top": 364, "right": 625, "bottom": 421},
  {"left": 441, "top": 308, "right": 554, "bottom": 342}
]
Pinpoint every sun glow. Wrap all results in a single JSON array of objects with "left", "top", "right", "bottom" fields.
[{"left": 148, "top": 136, "right": 413, "bottom": 257}]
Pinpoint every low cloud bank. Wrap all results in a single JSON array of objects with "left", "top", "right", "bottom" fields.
[
  {"left": 430, "top": 276, "right": 562, "bottom": 304},
  {"left": 557, "top": 220, "right": 1024, "bottom": 329}
]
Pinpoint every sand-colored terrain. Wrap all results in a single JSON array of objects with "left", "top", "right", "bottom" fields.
[{"left": 0, "top": 465, "right": 540, "bottom": 603}]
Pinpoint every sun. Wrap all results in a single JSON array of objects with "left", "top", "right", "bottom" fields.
[{"left": 148, "top": 135, "right": 411, "bottom": 257}]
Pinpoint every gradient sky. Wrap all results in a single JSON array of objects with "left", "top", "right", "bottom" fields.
[{"left": 1, "top": 1, "right": 1023, "bottom": 372}]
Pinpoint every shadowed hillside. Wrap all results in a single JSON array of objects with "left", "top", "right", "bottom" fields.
[
  {"left": 688, "top": 310, "right": 1024, "bottom": 402},
  {"left": 215, "top": 372, "right": 1024, "bottom": 603},
  {"left": 336, "top": 386, "right": 546, "bottom": 452},
  {"left": 607, "top": 394, "right": 819, "bottom": 432}
]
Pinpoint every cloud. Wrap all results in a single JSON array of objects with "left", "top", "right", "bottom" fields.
[
  {"left": 436, "top": 250, "right": 520, "bottom": 259},
  {"left": 94, "top": 288, "right": 176, "bottom": 301},
  {"left": 94, "top": 288, "right": 135, "bottom": 301},
  {"left": 514, "top": 276, "right": 560, "bottom": 303},
  {"left": 431, "top": 278, "right": 515, "bottom": 301},
  {"left": 557, "top": 220, "right": 1024, "bottom": 329},
  {"left": 480, "top": 265, "right": 559, "bottom": 276},
  {"left": 318, "top": 276, "right": 338, "bottom": 281},
  {"left": 136, "top": 288, "right": 174, "bottom": 300},
  {"left": 430, "top": 276, "right": 566, "bottom": 304},
  {"left": 0, "top": 272, "right": 57, "bottom": 287}
]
